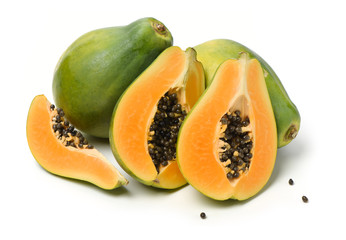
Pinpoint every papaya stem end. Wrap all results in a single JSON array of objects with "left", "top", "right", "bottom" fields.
[
  {"left": 152, "top": 22, "right": 167, "bottom": 36},
  {"left": 286, "top": 125, "right": 298, "bottom": 141}
]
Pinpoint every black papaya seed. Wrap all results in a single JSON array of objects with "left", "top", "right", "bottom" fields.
[
  {"left": 302, "top": 196, "right": 308, "bottom": 203},
  {"left": 289, "top": 179, "right": 294, "bottom": 185}
]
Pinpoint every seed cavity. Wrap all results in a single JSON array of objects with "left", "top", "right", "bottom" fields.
[
  {"left": 148, "top": 91, "right": 187, "bottom": 173},
  {"left": 50, "top": 105, "right": 93, "bottom": 149},
  {"left": 218, "top": 110, "right": 253, "bottom": 180}
]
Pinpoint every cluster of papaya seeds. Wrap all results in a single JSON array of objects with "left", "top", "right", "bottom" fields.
[{"left": 27, "top": 17, "right": 300, "bottom": 200}]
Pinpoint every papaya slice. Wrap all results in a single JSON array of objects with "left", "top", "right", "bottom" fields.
[
  {"left": 110, "top": 46, "right": 205, "bottom": 189},
  {"left": 26, "top": 95, "right": 128, "bottom": 190},
  {"left": 177, "top": 53, "right": 277, "bottom": 200}
]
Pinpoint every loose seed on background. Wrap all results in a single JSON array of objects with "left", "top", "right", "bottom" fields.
[
  {"left": 302, "top": 196, "right": 309, "bottom": 203},
  {"left": 289, "top": 179, "right": 294, "bottom": 185}
]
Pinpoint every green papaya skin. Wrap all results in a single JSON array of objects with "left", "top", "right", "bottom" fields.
[
  {"left": 53, "top": 18, "right": 173, "bottom": 138},
  {"left": 194, "top": 39, "right": 300, "bottom": 148}
]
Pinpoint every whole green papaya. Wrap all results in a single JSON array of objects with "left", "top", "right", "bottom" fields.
[
  {"left": 53, "top": 17, "right": 173, "bottom": 138},
  {"left": 194, "top": 39, "right": 300, "bottom": 148}
]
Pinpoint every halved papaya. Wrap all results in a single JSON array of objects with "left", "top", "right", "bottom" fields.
[
  {"left": 177, "top": 53, "right": 277, "bottom": 200},
  {"left": 26, "top": 95, "right": 128, "bottom": 190},
  {"left": 109, "top": 46, "right": 205, "bottom": 189}
]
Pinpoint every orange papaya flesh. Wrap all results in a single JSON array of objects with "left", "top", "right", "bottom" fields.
[
  {"left": 26, "top": 95, "right": 128, "bottom": 190},
  {"left": 110, "top": 46, "right": 205, "bottom": 189},
  {"left": 177, "top": 53, "right": 277, "bottom": 200}
]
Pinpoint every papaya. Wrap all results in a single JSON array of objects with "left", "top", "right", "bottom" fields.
[
  {"left": 177, "top": 53, "right": 277, "bottom": 200},
  {"left": 26, "top": 95, "right": 128, "bottom": 190},
  {"left": 109, "top": 46, "right": 205, "bottom": 189},
  {"left": 194, "top": 39, "right": 300, "bottom": 148},
  {"left": 53, "top": 17, "right": 173, "bottom": 138}
]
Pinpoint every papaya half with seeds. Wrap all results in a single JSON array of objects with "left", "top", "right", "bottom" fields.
[
  {"left": 53, "top": 17, "right": 173, "bottom": 138},
  {"left": 26, "top": 95, "right": 128, "bottom": 190},
  {"left": 194, "top": 39, "right": 300, "bottom": 148},
  {"left": 110, "top": 46, "right": 205, "bottom": 189},
  {"left": 177, "top": 53, "right": 277, "bottom": 200}
]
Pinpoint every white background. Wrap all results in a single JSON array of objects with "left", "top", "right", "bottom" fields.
[{"left": 1, "top": 0, "right": 345, "bottom": 239}]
